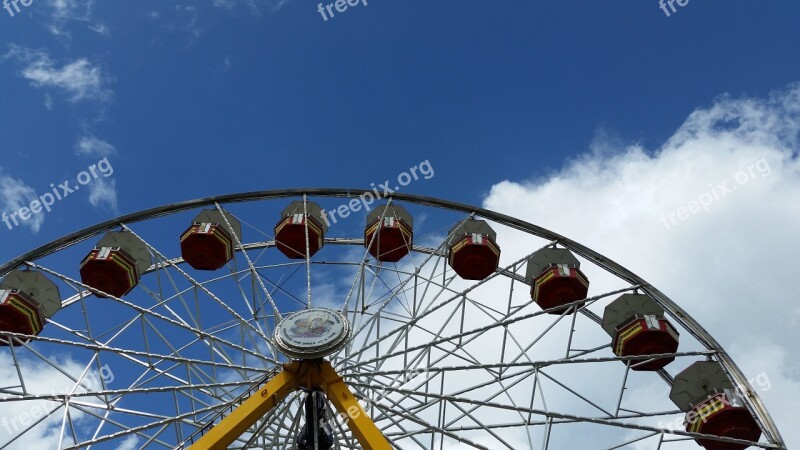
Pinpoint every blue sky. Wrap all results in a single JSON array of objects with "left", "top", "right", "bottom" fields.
[
  {"left": 1, "top": 0, "right": 798, "bottom": 259},
  {"left": 1, "top": 1, "right": 800, "bottom": 448}
]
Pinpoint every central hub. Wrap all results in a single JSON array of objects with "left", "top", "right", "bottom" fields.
[{"left": 274, "top": 308, "right": 351, "bottom": 360}]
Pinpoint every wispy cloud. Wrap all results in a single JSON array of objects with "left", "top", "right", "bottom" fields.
[
  {"left": 156, "top": 4, "right": 202, "bottom": 44},
  {"left": 75, "top": 135, "right": 116, "bottom": 158},
  {"left": 0, "top": 171, "right": 45, "bottom": 233},
  {"left": 46, "top": 0, "right": 103, "bottom": 37},
  {"left": 87, "top": 177, "right": 117, "bottom": 211},
  {"left": 212, "top": 0, "right": 291, "bottom": 14},
  {"left": 212, "top": 0, "right": 237, "bottom": 9},
  {"left": 88, "top": 23, "right": 110, "bottom": 36},
  {"left": 115, "top": 436, "right": 140, "bottom": 450},
  {"left": 75, "top": 136, "right": 118, "bottom": 212},
  {"left": 4, "top": 45, "right": 112, "bottom": 103},
  {"left": 49, "top": 0, "right": 94, "bottom": 21}
]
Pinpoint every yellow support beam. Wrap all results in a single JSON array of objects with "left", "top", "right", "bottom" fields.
[
  {"left": 190, "top": 366, "right": 297, "bottom": 450},
  {"left": 314, "top": 361, "right": 393, "bottom": 450},
  {"left": 190, "top": 360, "right": 392, "bottom": 450}
]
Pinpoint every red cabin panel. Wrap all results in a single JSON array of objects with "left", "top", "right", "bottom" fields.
[
  {"left": 612, "top": 315, "right": 679, "bottom": 371},
  {"left": 685, "top": 392, "right": 762, "bottom": 450},
  {"left": 0, "top": 290, "right": 43, "bottom": 346},
  {"left": 275, "top": 214, "right": 324, "bottom": 259},
  {"left": 181, "top": 223, "right": 235, "bottom": 270},
  {"left": 448, "top": 234, "right": 500, "bottom": 280},
  {"left": 365, "top": 217, "right": 412, "bottom": 262},
  {"left": 531, "top": 265, "right": 589, "bottom": 314},
  {"left": 80, "top": 247, "right": 140, "bottom": 298}
]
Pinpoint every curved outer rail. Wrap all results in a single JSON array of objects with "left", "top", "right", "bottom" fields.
[{"left": 0, "top": 188, "right": 786, "bottom": 448}]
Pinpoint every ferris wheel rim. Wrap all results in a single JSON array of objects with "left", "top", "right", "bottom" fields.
[{"left": 0, "top": 187, "right": 786, "bottom": 449}]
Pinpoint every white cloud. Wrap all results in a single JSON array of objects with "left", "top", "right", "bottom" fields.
[
  {"left": 88, "top": 23, "right": 110, "bottom": 36},
  {"left": 43, "top": 94, "right": 54, "bottom": 111},
  {"left": 74, "top": 136, "right": 118, "bottom": 211},
  {"left": 45, "top": 0, "right": 100, "bottom": 38},
  {"left": 5, "top": 46, "right": 112, "bottom": 103},
  {"left": 482, "top": 82, "right": 800, "bottom": 448},
  {"left": 49, "top": 0, "right": 94, "bottom": 21},
  {"left": 167, "top": 4, "right": 201, "bottom": 43},
  {"left": 46, "top": 24, "right": 72, "bottom": 39},
  {"left": 23, "top": 58, "right": 109, "bottom": 102},
  {"left": 75, "top": 135, "right": 115, "bottom": 158},
  {"left": 0, "top": 171, "right": 45, "bottom": 233},
  {"left": 213, "top": 0, "right": 291, "bottom": 13},
  {"left": 0, "top": 352, "right": 107, "bottom": 447},
  {"left": 115, "top": 435, "right": 140, "bottom": 450},
  {"left": 212, "top": 0, "right": 238, "bottom": 9},
  {"left": 87, "top": 177, "right": 117, "bottom": 211}
]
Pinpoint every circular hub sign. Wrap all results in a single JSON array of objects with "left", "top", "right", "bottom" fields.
[{"left": 274, "top": 308, "right": 351, "bottom": 359}]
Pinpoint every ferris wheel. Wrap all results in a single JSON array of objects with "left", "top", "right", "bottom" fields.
[{"left": 0, "top": 189, "right": 787, "bottom": 450}]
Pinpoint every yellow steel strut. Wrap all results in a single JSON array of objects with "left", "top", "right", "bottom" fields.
[{"left": 190, "top": 360, "right": 391, "bottom": 450}]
